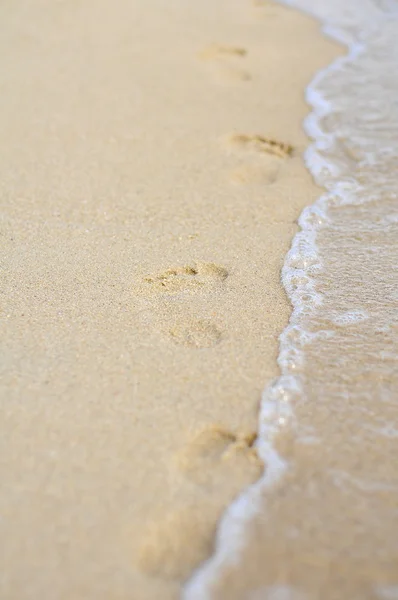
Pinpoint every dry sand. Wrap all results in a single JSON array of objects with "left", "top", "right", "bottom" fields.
[{"left": 0, "top": 1, "right": 340, "bottom": 598}]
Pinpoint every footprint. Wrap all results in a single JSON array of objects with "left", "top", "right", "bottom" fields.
[
  {"left": 175, "top": 425, "right": 262, "bottom": 488},
  {"left": 167, "top": 318, "right": 222, "bottom": 348},
  {"left": 224, "top": 133, "right": 293, "bottom": 186},
  {"left": 142, "top": 262, "right": 229, "bottom": 294},
  {"left": 199, "top": 44, "right": 251, "bottom": 82},
  {"left": 136, "top": 428, "right": 262, "bottom": 580},
  {"left": 229, "top": 162, "right": 279, "bottom": 185},
  {"left": 227, "top": 133, "right": 294, "bottom": 159},
  {"left": 200, "top": 44, "right": 248, "bottom": 59},
  {"left": 250, "top": 0, "right": 279, "bottom": 18},
  {"left": 217, "top": 64, "right": 252, "bottom": 82}
]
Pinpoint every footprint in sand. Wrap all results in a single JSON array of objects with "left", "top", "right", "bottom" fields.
[
  {"left": 250, "top": 0, "right": 279, "bottom": 18},
  {"left": 136, "top": 427, "right": 263, "bottom": 580},
  {"left": 224, "top": 132, "right": 294, "bottom": 185},
  {"left": 167, "top": 318, "right": 222, "bottom": 349},
  {"left": 229, "top": 162, "right": 280, "bottom": 186},
  {"left": 227, "top": 133, "right": 294, "bottom": 159},
  {"left": 142, "top": 262, "right": 228, "bottom": 294},
  {"left": 136, "top": 262, "right": 229, "bottom": 349},
  {"left": 175, "top": 424, "right": 262, "bottom": 488},
  {"left": 199, "top": 43, "right": 251, "bottom": 83}
]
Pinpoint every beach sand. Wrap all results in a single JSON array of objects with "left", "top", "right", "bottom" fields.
[{"left": 0, "top": 1, "right": 341, "bottom": 598}]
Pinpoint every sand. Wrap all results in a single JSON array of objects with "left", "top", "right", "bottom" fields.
[{"left": 0, "top": 1, "right": 341, "bottom": 599}]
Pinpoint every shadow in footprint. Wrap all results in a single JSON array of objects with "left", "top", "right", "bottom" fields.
[
  {"left": 142, "top": 262, "right": 229, "bottom": 295},
  {"left": 200, "top": 44, "right": 247, "bottom": 59},
  {"left": 226, "top": 133, "right": 294, "bottom": 158}
]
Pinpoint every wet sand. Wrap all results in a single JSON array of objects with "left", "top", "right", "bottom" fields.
[{"left": 0, "top": 1, "right": 340, "bottom": 598}]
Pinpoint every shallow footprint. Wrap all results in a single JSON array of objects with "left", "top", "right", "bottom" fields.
[
  {"left": 250, "top": 0, "right": 280, "bottom": 21},
  {"left": 142, "top": 262, "right": 229, "bottom": 294},
  {"left": 229, "top": 162, "right": 280, "bottom": 186},
  {"left": 199, "top": 44, "right": 251, "bottom": 82},
  {"left": 226, "top": 133, "right": 294, "bottom": 158},
  {"left": 175, "top": 425, "right": 262, "bottom": 488},
  {"left": 136, "top": 428, "right": 262, "bottom": 581},
  {"left": 167, "top": 318, "right": 222, "bottom": 348},
  {"left": 200, "top": 44, "right": 247, "bottom": 59}
]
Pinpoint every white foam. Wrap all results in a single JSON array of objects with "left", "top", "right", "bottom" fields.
[{"left": 332, "top": 309, "right": 369, "bottom": 326}]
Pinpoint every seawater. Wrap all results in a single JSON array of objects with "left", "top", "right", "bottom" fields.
[{"left": 185, "top": 1, "right": 398, "bottom": 598}]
